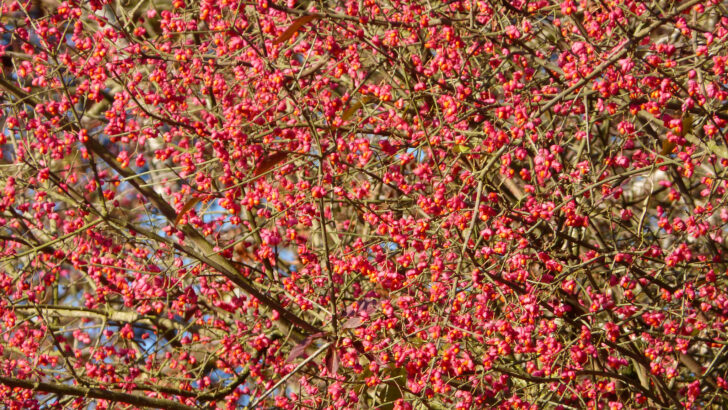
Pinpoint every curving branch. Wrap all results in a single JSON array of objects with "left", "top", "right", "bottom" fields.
[{"left": 0, "top": 376, "right": 197, "bottom": 410}]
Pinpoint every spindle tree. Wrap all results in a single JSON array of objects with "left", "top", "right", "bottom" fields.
[{"left": 1, "top": 0, "right": 728, "bottom": 408}]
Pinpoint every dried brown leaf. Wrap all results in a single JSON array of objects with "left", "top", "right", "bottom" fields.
[
  {"left": 325, "top": 345, "right": 339, "bottom": 375},
  {"left": 339, "top": 96, "right": 373, "bottom": 125},
  {"left": 174, "top": 197, "right": 202, "bottom": 226},
  {"left": 254, "top": 152, "right": 288, "bottom": 177},
  {"left": 287, "top": 337, "right": 314, "bottom": 362},
  {"left": 287, "top": 332, "right": 326, "bottom": 362},
  {"left": 342, "top": 316, "right": 363, "bottom": 329},
  {"left": 233, "top": 242, "right": 252, "bottom": 263},
  {"left": 274, "top": 15, "right": 318, "bottom": 45}
]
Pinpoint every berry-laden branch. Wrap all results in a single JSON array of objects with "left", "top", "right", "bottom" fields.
[
  {"left": 0, "top": 76, "right": 322, "bottom": 335},
  {"left": 0, "top": 376, "right": 198, "bottom": 410}
]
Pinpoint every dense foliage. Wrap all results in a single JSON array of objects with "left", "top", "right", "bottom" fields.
[{"left": 2, "top": 0, "right": 728, "bottom": 408}]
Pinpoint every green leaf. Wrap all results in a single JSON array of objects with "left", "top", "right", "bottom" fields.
[
  {"left": 707, "top": 140, "right": 728, "bottom": 159},
  {"left": 376, "top": 366, "right": 407, "bottom": 410}
]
